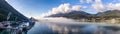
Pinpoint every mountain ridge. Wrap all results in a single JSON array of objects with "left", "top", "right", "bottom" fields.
[{"left": 47, "top": 10, "right": 120, "bottom": 19}]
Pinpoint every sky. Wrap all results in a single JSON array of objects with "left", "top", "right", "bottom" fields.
[{"left": 6, "top": 0, "right": 120, "bottom": 19}]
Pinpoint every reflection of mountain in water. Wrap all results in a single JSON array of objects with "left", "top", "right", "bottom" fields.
[{"left": 48, "top": 23, "right": 120, "bottom": 34}]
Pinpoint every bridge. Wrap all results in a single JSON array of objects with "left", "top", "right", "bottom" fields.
[{"left": 0, "top": 0, "right": 28, "bottom": 21}]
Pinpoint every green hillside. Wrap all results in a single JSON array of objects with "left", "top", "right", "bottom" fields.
[{"left": 97, "top": 10, "right": 120, "bottom": 18}]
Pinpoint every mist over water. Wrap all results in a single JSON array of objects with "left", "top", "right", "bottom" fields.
[
  {"left": 38, "top": 17, "right": 77, "bottom": 23},
  {"left": 28, "top": 17, "right": 120, "bottom": 34},
  {"left": 26, "top": 17, "right": 120, "bottom": 34}
]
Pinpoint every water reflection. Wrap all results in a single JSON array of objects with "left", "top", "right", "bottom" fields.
[{"left": 28, "top": 22, "right": 120, "bottom": 34}]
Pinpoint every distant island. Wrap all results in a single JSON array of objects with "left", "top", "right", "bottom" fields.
[{"left": 47, "top": 10, "right": 120, "bottom": 23}]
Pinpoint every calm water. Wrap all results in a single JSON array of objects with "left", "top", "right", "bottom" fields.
[{"left": 28, "top": 22, "right": 120, "bottom": 34}]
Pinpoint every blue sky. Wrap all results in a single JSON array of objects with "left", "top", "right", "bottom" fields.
[{"left": 6, "top": 0, "right": 120, "bottom": 18}]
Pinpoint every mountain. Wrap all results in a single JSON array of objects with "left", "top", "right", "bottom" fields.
[
  {"left": 0, "top": 0, "right": 28, "bottom": 21},
  {"left": 47, "top": 10, "right": 120, "bottom": 19},
  {"left": 47, "top": 10, "right": 92, "bottom": 19},
  {"left": 96, "top": 10, "right": 120, "bottom": 18}
]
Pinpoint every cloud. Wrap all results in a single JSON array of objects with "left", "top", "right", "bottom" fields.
[
  {"left": 5, "top": 0, "right": 8, "bottom": 1},
  {"left": 86, "top": 0, "right": 93, "bottom": 3},
  {"left": 79, "top": 0, "right": 106, "bottom": 12},
  {"left": 72, "top": 5, "right": 87, "bottom": 11},
  {"left": 42, "top": 3, "right": 87, "bottom": 17},
  {"left": 80, "top": 0, "right": 84, "bottom": 3},
  {"left": 41, "top": 0, "right": 120, "bottom": 17},
  {"left": 91, "top": 3, "right": 105, "bottom": 12},
  {"left": 112, "top": 0, "right": 120, "bottom": 3},
  {"left": 80, "top": 0, "right": 93, "bottom": 3},
  {"left": 94, "top": 0, "right": 101, "bottom": 3},
  {"left": 91, "top": 0, "right": 120, "bottom": 11},
  {"left": 47, "top": 3, "right": 71, "bottom": 15},
  {"left": 42, "top": 3, "right": 71, "bottom": 16},
  {"left": 91, "top": 0, "right": 120, "bottom": 12},
  {"left": 91, "top": 0, "right": 106, "bottom": 12},
  {"left": 107, "top": 3, "right": 120, "bottom": 10},
  {"left": 42, "top": 0, "right": 120, "bottom": 17},
  {"left": 72, "top": 5, "right": 81, "bottom": 11}
]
